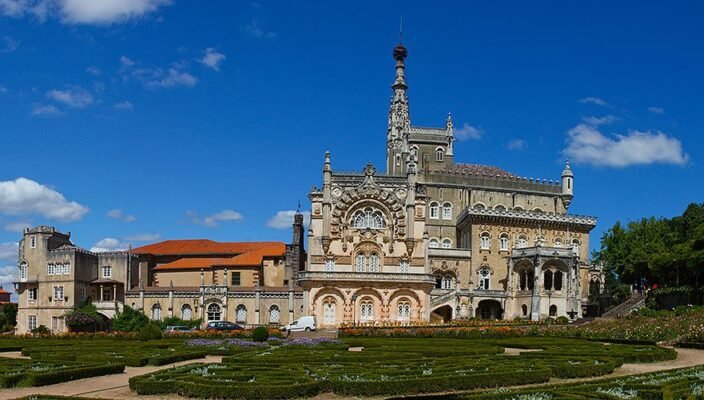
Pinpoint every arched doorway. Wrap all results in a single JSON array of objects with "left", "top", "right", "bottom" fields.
[
  {"left": 476, "top": 300, "right": 503, "bottom": 320},
  {"left": 322, "top": 297, "right": 336, "bottom": 325},
  {"left": 431, "top": 305, "right": 453, "bottom": 323}
]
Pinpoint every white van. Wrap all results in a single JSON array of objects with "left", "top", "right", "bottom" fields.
[{"left": 280, "top": 316, "right": 317, "bottom": 332}]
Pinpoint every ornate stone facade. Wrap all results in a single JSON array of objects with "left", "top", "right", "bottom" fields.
[{"left": 303, "top": 42, "right": 603, "bottom": 325}]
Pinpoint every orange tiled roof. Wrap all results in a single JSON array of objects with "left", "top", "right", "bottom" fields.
[
  {"left": 150, "top": 242, "right": 286, "bottom": 271},
  {"left": 132, "top": 239, "right": 283, "bottom": 256}
]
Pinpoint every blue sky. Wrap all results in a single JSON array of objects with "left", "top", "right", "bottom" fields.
[{"left": 1, "top": 1, "right": 703, "bottom": 284}]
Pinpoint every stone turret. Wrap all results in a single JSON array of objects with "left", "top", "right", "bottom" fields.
[
  {"left": 561, "top": 160, "right": 574, "bottom": 210},
  {"left": 387, "top": 42, "right": 411, "bottom": 176}
]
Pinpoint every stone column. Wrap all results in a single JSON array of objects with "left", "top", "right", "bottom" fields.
[
  {"left": 113, "top": 285, "right": 117, "bottom": 303},
  {"left": 139, "top": 284, "right": 144, "bottom": 312},
  {"left": 255, "top": 289, "right": 261, "bottom": 326},
  {"left": 168, "top": 284, "right": 174, "bottom": 318},
  {"left": 100, "top": 285, "right": 104, "bottom": 302},
  {"left": 531, "top": 258, "right": 542, "bottom": 321},
  {"left": 288, "top": 289, "right": 294, "bottom": 322}
]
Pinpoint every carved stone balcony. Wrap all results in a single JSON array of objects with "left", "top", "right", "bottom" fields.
[
  {"left": 93, "top": 300, "right": 124, "bottom": 318},
  {"left": 298, "top": 271, "right": 436, "bottom": 285}
]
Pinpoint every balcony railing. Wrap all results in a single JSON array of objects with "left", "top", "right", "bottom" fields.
[{"left": 298, "top": 271, "right": 436, "bottom": 285}]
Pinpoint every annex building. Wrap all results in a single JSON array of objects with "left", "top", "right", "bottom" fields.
[{"left": 301, "top": 42, "right": 603, "bottom": 326}]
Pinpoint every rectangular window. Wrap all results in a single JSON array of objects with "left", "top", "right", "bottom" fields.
[
  {"left": 28, "top": 288, "right": 37, "bottom": 301},
  {"left": 64, "top": 263, "right": 71, "bottom": 275},
  {"left": 231, "top": 272, "right": 241, "bottom": 286},
  {"left": 53, "top": 286, "right": 64, "bottom": 301},
  {"left": 30, "top": 236, "right": 36, "bottom": 248},
  {"left": 80, "top": 286, "right": 86, "bottom": 300},
  {"left": 47, "top": 263, "right": 53, "bottom": 275},
  {"left": 102, "top": 266, "right": 111, "bottom": 278},
  {"left": 28, "top": 315, "right": 37, "bottom": 331}
]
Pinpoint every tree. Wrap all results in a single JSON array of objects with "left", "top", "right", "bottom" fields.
[{"left": 112, "top": 305, "right": 150, "bottom": 332}]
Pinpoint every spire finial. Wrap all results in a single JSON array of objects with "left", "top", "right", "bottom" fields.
[{"left": 399, "top": 15, "right": 403, "bottom": 44}]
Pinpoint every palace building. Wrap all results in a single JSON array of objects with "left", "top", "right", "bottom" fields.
[{"left": 301, "top": 41, "right": 602, "bottom": 326}]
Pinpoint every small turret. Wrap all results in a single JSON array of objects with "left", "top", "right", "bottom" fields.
[
  {"left": 561, "top": 160, "right": 574, "bottom": 209},
  {"left": 446, "top": 112, "right": 454, "bottom": 156}
]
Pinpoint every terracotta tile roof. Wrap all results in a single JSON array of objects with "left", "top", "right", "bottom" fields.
[
  {"left": 132, "top": 239, "right": 283, "bottom": 256},
  {"left": 150, "top": 242, "right": 286, "bottom": 271},
  {"left": 0, "top": 287, "right": 10, "bottom": 294},
  {"left": 445, "top": 163, "right": 515, "bottom": 177}
]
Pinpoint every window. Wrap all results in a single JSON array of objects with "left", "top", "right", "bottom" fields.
[
  {"left": 441, "top": 238, "right": 452, "bottom": 249},
  {"left": 20, "top": 261, "right": 27, "bottom": 280},
  {"left": 397, "top": 300, "right": 411, "bottom": 321},
  {"left": 53, "top": 286, "right": 64, "bottom": 301},
  {"left": 441, "top": 275, "right": 454, "bottom": 290},
  {"left": 236, "top": 305, "right": 247, "bottom": 323},
  {"left": 325, "top": 259, "right": 335, "bottom": 272},
  {"left": 442, "top": 203, "right": 453, "bottom": 220},
  {"left": 399, "top": 260, "right": 409, "bottom": 273},
  {"left": 269, "top": 305, "right": 280, "bottom": 324},
  {"left": 436, "top": 148, "right": 444, "bottom": 161},
  {"left": 28, "top": 315, "right": 37, "bottom": 331},
  {"left": 102, "top": 289, "right": 112, "bottom": 302},
  {"left": 360, "top": 299, "right": 373, "bottom": 322},
  {"left": 231, "top": 272, "right": 241, "bottom": 286},
  {"left": 351, "top": 207, "right": 385, "bottom": 229},
  {"left": 151, "top": 304, "right": 162, "bottom": 320},
  {"left": 369, "top": 253, "right": 380, "bottom": 272},
  {"left": 28, "top": 288, "right": 37, "bottom": 301},
  {"left": 63, "top": 263, "right": 70, "bottom": 275},
  {"left": 554, "top": 238, "right": 563, "bottom": 247},
  {"left": 544, "top": 270, "right": 553, "bottom": 291},
  {"left": 572, "top": 239, "right": 580, "bottom": 255},
  {"left": 499, "top": 234, "right": 509, "bottom": 251},
  {"left": 478, "top": 268, "right": 491, "bottom": 290},
  {"left": 517, "top": 235, "right": 527, "bottom": 249},
  {"left": 30, "top": 236, "right": 36, "bottom": 249},
  {"left": 355, "top": 254, "right": 366, "bottom": 272},
  {"left": 182, "top": 305, "right": 192, "bottom": 321},
  {"left": 554, "top": 271, "right": 563, "bottom": 291},
  {"left": 207, "top": 303, "right": 221, "bottom": 322},
  {"left": 429, "top": 239, "right": 439, "bottom": 248},
  {"left": 480, "top": 233, "right": 491, "bottom": 250},
  {"left": 429, "top": 202, "right": 439, "bottom": 219},
  {"left": 521, "top": 304, "right": 528, "bottom": 316},
  {"left": 102, "top": 265, "right": 111, "bottom": 278},
  {"left": 395, "top": 154, "right": 401, "bottom": 166},
  {"left": 47, "top": 263, "right": 54, "bottom": 276},
  {"left": 519, "top": 270, "right": 534, "bottom": 291},
  {"left": 323, "top": 298, "right": 336, "bottom": 325},
  {"left": 80, "top": 286, "right": 86, "bottom": 300},
  {"left": 549, "top": 305, "right": 558, "bottom": 317}
]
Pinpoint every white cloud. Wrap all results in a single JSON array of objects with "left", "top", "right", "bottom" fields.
[
  {"left": 86, "top": 66, "right": 101, "bottom": 76},
  {"left": 123, "top": 233, "right": 160, "bottom": 242},
  {"left": 156, "top": 68, "right": 197, "bottom": 88},
  {"left": 266, "top": 210, "right": 311, "bottom": 229},
  {"left": 564, "top": 123, "right": 689, "bottom": 167},
  {"left": 2, "top": 35, "right": 19, "bottom": 52},
  {"left": 113, "top": 101, "right": 133, "bottom": 110},
  {"left": 0, "top": 177, "right": 89, "bottom": 221},
  {"left": 31, "top": 103, "right": 63, "bottom": 117},
  {"left": 0, "top": 264, "right": 19, "bottom": 299},
  {"left": 0, "top": 0, "right": 172, "bottom": 25},
  {"left": 188, "top": 209, "right": 243, "bottom": 228},
  {"left": 0, "top": 242, "right": 18, "bottom": 262},
  {"left": 240, "top": 18, "right": 275, "bottom": 39},
  {"left": 4, "top": 221, "right": 31, "bottom": 233},
  {"left": 90, "top": 237, "right": 126, "bottom": 252},
  {"left": 200, "top": 48, "right": 226, "bottom": 71},
  {"left": 454, "top": 123, "right": 483, "bottom": 141},
  {"left": 507, "top": 139, "right": 525, "bottom": 151},
  {"left": 120, "top": 57, "right": 198, "bottom": 89},
  {"left": 648, "top": 106, "right": 665, "bottom": 115},
  {"left": 579, "top": 97, "right": 609, "bottom": 107},
  {"left": 106, "top": 208, "right": 135, "bottom": 222},
  {"left": 581, "top": 115, "right": 617, "bottom": 126},
  {"left": 46, "top": 85, "right": 94, "bottom": 108}
]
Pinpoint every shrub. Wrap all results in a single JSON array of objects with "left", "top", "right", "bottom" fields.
[
  {"left": 555, "top": 316, "right": 569, "bottom": 325},
  {"left": 160, "top": 316, "right": 202, "bottom": 330},
  {"left": 31, "top": 325, "right": 50, "bottom": 335},
  {"left": 252, "top": 326, "right": 269, "bottom": 342},
  {"left": 112, "top": 305, "right": 150, "bottom": 332},
  {"left": 138, "top": 322, "right": 163, "bottom": 341}
]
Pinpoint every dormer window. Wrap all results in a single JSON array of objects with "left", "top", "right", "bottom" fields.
[
  {"left": 352, "top": 207, "right": 385, "bottom": 229},
  {"left": 436, "top": 148, "right": 444, "bottom": 161}
]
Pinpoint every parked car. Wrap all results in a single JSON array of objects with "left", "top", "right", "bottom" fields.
[
  {"left": 164, "top": 325, "right": 192, "bottom": 333},
  {"left": 280, "top": 316, "right": 316, "bottom": 332},
  {"left": 206, "top": 321, "right": 244, "bottom": 331}
]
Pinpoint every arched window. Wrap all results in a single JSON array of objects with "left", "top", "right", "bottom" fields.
[
  {"left": 474, "top": 203, "right": 486, "bottom": 210},
  {"left": 494, "top": 205, "right": 506, "bottom": 211},
  {"left": 519, "top": 270, "right": 527, "bottom": 290},
  {"left": 549, "top": 305, "right": 558, "bottom": 317},
  {"left": 480, "top": 233, "right": 491, "bottom": 250},
  {"left": 572, "top": 239, "right": 580, "bottom": 255},
  {"left": 399, "top": 260, "right": 409, "bottom": 273},
  {"left": 236, "top": 305, "right": 247, "bottom": 323},
  {"left": 429, "top": 202, "right": 439, "bottom": 219},
  {"left": 441, "top": 238, "right": 452, "bottom": 249},
  {"left": 441, "top": 275, "right": 454, "bottom": 290},
  {"left": 369, "top": 253, "right": 380, "bottom": 272},
  {"left": 151, "top": 303, "right": 161, "bottom": 321},
  {"left": 360, "top": 299, "right": 374, "bottom": 322},
  {"left": 181, "top": 304, "right": 192, "bottom": 321},
  {"left": 517, "top": 235, "right": 527, "bottom": 249},
  {"left": 19, "top": 261, "right": 28, "bottom": 280},
  {"left": 478, "top": 268, "right": 491, "bottom": 290},
  {"left": 442, "top": 202, "right": 453, "bottom": 220},
  {"left": 397, "top": 299, "right": 411, "bottom": 321},
  {"left": 269, "top": 305, "right": 280, "bottom": 324},
  {"left": 499, "top": 234, "right": 509, "bottom": 251},
  {"left": 323, "top": 298, "right": 336, "bottom": 325},
  {"left": 436, "top": 148, "right": 444, "bottom": 161},
  {"left": 554, "top": 271, "right": 563, "bottom": 291},
  {"left": 355, "top": 254, "right": 366, "bottom": 272},
  {"left": 207, "top": 303, "right": 221, "bottom": 322},
  {"left": 521, "top": 304, "right": 528, "bottom": 316},
  {"left": 514, "top": 206, "right": 524, "bottom": 211},
  {"left": 352, "top": 207, "right": 385, "bottom": 229},
  {"left": 554, "top": 238, "right": 563, "bottom": 247},
  {"left": 544, "top": 270, "right": 553, "bottom": 291},
  {"left": 429, "top": 238, "right": 439, "bottom": 248},
  {"left": 520, "top": 269, "right": 535, "bottom": 290},
  {"left": 533, "top": 208, "right": 544, "bottom": 213}
]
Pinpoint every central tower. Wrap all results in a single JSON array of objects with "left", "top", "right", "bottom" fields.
[{"left": 386, "top": 42, "right": 411, "bottom": 175}]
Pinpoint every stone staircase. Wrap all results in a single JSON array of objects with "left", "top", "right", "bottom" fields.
[
  {"left": 431, "top": 290, "right": 457, "bottom": 307},
  {"left": 601, "top": 294, "right": 646, "bottom": 318},
  {"left": 287, "top": 328, "right": 338, "bottom": 340}
]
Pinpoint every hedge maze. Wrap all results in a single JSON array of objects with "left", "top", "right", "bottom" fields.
[{"left": 128, "top": 337, "right": 677, "bottom": 398}]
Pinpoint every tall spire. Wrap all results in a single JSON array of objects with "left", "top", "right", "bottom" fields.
[{"left": 387, "top": 36, "right": 411, "bottom": 175}]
